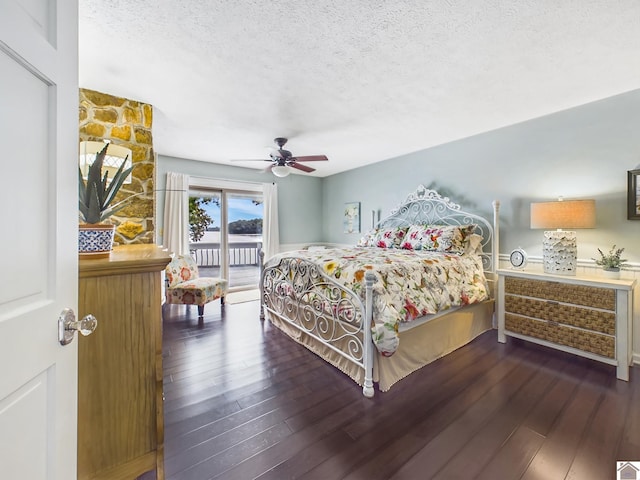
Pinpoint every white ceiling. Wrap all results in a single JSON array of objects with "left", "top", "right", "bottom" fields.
[{"left": 79, "top": 1, "right": 640, "bottom": 178}]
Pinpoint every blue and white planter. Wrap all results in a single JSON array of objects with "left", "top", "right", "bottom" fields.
[{"left": 79, "top": 224, "right": 115, "bottom": 258}]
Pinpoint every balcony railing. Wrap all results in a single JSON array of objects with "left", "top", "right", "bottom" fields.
[{"left": 190, "top": 241, "right": 263, "bottom": 267}]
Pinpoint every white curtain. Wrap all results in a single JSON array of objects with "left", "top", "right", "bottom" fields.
[
  {"left": 163, "top": 172, "right": 190, "bottom": 256},
  {"left": 262, "top": 182, "right": 280, "bottom": 261}
]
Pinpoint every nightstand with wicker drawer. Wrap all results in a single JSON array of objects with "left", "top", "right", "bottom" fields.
[{"left": 497, "top": 269, "right": 636, "bottom": 380}]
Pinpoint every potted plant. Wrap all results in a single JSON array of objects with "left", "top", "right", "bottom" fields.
[
  {"left": 592, "top": 245, "right": 629, "bottom": 278},
  {"left": 78, "top": 143, "right": 133, "bottom": 258}
]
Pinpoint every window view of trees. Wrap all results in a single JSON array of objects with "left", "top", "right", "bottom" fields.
[
  {"left": 188, "top": 197, "right": 217, "bottom": 242},
  {"left": 189, "top": 194, "right": 262, "bottom": 241},
  {"left": 189, "top": 192, "right": 263, "bottom": 287},
  {"left": 229, "top": 218, "right": 262, "bottom": 234}
]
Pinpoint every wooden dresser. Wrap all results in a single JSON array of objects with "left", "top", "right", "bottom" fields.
[
  {"left": 78, "top": 245, "right": 171, "bottom": 480},
  {"left": 497, "top": 269, "right": 635, "bottom": 381}
]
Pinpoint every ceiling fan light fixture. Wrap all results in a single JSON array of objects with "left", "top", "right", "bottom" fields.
[{"left": 272, "top": 165, "right": 290, "bottom": 178}]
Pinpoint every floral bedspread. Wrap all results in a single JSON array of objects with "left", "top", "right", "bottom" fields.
[{"left": 266, "top": 247, "right": 490, "bottom": 356}]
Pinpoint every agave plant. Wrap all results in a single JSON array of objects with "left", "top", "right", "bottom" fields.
[{"left": 78, "top": 143, "right": 134, "bottom": 224}]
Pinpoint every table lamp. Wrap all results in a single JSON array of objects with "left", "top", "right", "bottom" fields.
[{"left": 530, "top": 198, "right": 596, "bottom": 276}]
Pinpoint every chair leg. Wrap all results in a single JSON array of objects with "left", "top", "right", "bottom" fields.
[{"left": 197, "top": 305, "right": 204, "bottom": 316}]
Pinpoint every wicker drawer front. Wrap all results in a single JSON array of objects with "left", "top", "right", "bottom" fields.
[
  {"left": 504, "top": 295, "right": 615, "bottom": 335},
  {"left": 505, "top": 314, "right": 615, "bottom": 359},
  {"left": 505, "top": 277, "right": 615, "bottom": 311}
]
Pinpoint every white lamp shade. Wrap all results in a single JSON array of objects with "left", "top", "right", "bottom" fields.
[
  {"left": 79, "top": 141, "right": 133, "bottom": 184},
  {"left": 271, "top": 165, "right": 290, "bottom": 178},
  {"left": 530, "top": 199, "right": 596, "bottom": 229}
]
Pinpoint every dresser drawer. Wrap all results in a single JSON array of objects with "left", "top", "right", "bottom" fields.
[
  {"left": 505, "top": 313, "right": 615, "bottom": 358},
  {"left": 504, "top": 276, "right": 615, "bottom": 310},
  {"left": 504, "top": 295, "right": 615, "bottom": 335},
  {"left": 498, "top": 270, "right": 635, "bottom": 381}
]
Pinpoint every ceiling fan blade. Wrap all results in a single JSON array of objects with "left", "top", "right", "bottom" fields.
[
  {"left": 291, "top": 155, "right": 328, "bottom": 162},
  {"left": 289, "top": 162, "right": 315, "bottom": 173}
]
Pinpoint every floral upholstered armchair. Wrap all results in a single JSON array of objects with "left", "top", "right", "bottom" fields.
[{"left": 165, "top": 255, "right": 228, "bottom": 317}]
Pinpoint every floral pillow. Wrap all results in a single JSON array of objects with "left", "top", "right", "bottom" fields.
[
  {"left": 401, "top": 224, "right": 477, "bottom": 254},
  {"left": 357, "top": 227, "right": 408, "bottom": 248}
]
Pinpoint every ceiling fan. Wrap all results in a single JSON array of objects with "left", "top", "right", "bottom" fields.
[{"left": 233, "top": 137, "right": 328, "bottom": 177}]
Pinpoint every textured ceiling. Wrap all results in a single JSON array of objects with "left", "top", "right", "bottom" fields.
[{"left": 79, "top": 1, "right": 640, "bottom": 177}]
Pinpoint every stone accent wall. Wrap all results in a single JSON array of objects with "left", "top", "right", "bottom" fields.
[{"left": 79, "top": 88, "right": 155, "bottom": 245}]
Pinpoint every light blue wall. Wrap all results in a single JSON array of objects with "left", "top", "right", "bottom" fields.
[
  {"left": 156, "top": 155, "right": 323, "bottom": 246},
  {"left": 154, "top": 91, "right": 640, "bottom": 354},
  {"left": 155, "top": 89, "right": 640, "bottom": 262},
  {"left": 322, "top": 89, "right": 640, "bottom": 263}
]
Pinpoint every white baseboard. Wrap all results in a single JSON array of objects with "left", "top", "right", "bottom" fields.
[
  {"left": 278, "top": 243, "right": 307, "bottom": 252},
  {"left": 279, "top": 242, "right": 348, "bottom": 252}
]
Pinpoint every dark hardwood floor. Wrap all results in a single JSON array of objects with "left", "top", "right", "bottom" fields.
[{"left": 149, "top": 300, "right": 640, "bottom": 480}]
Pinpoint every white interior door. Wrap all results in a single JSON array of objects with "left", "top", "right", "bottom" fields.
[{"left": 0, "top": 1, "right": 79, "bottom": 479}]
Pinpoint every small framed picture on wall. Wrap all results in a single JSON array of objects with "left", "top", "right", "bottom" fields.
[
  {"left": 344, "top": 202, "right": 361, "bottom": 233},
  {"left": 627, "top": 170, "right": 640, "bottom": 220}
]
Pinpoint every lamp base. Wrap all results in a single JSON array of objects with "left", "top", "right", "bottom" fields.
[{"left": 542, "top": 230, "right": 577, "bottom": 276}]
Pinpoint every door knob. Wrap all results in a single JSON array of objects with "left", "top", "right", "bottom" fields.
[{"left": 58, "top": 308, "right": 98, "bottom": 346}]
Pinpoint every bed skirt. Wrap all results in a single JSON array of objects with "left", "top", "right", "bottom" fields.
[{"left": 265, "top": 299, "right": 494, "bottom": 392}]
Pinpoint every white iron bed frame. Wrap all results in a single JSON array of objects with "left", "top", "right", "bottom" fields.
[{"left": 260, "top": 185, "right": 500, "bottom": 397}]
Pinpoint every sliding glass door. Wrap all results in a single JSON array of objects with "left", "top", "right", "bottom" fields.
[
  {"left": 189, "top": 188, "right": 263, "bottom": 291},
  {"left": 188, "top": 190, "right": 222, "bottom": 277}
]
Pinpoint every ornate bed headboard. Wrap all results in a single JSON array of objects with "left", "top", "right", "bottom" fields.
[{"left": 376, "top": 185, "right": 500, "bottom": 272}]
